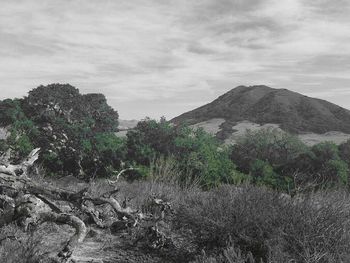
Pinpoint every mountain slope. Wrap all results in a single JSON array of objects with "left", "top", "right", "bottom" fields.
[{"left": 172, "top": 85, "right": 350, "bottom": 134}]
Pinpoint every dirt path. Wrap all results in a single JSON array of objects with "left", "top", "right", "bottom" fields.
[{"left": 71, "top": 230, "right": 169, "bottom": 263}]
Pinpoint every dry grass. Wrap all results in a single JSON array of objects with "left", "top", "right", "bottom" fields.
[
  {"left": 117, "top": 156, "right": 200, "bottom": 212},
  {"left": 175, "top": 185, "right": 350, "bottom": 263},
  {"left": 192, "top": 245, "right": 255, "bottom": 263},
  {"left": 0, "top": 223, "right": 51, "bottom": 263},
  {"left": 2, "top": 157, "right": 350, "bottom": 263}
]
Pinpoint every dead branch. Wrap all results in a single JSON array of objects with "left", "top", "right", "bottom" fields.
[
  {"left": 84, "top": 196, "right": 136, "bottom": 223},
  {"left": 39, "top": 212, "right": 87, "bottom": 261},
  {"left": 107, "top": 167, "right": 138, "bottom": 184},
  {"left": 0, "top": 148, "right": 144, "bottom": 262},
  {"left": 34, "top": 194, "right": 63, "bottom": 213},
  {"left": 81, "top": 201, "right": 105, "bottom": 228},
  {"left": 0, "top": 148, "right": 40, "bottom": 177}
]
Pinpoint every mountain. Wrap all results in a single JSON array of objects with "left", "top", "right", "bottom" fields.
[{"left": 171, "top": 85, "right": 350, "bottom": 144}]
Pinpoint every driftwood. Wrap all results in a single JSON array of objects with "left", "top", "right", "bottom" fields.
[
  {"left": 0, "top": 148, "right": 139, "bottom": 262},
  {"left": 0, "top": 148, "right": 40, "bottom": 176}
]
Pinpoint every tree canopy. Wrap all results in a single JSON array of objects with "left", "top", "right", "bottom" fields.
[{"left": 0, "top": 84, "right": 122, "bottom": 178}]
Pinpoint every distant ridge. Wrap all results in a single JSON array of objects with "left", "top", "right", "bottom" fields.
[{"left": 171, "top": 85, "right": 350, "bottom": 134}]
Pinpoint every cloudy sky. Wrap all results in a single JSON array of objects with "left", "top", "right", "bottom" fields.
[{"left": 1, "top": 0, "right": 350, "bottom": 119}]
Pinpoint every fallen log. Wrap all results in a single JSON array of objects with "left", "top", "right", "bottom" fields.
[
  {"left": 40, "top": 212, "right": 87, "bottom": 260},
  {"left": 0, "top": 148, "right": 40, "bottom": 176},
  {"left": 0, "top": 148, "right": 139, "bottom": 262}
]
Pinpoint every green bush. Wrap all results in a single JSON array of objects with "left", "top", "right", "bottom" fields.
[
  {"left": 175, "top": 128, "right": 247, "bottom": 188},
  {"left": 311, "top": 142, "right": 349, "bottom": 186},
  {"left": 339, "top": 139, "right": 350, "bottom": 167},
  {"left": 127, "top": 119, "right": 247, "bottom": 188},
  {"left": 229, "top": 128, "right": 307, "bottom": 191},
  {"left": 231, "top": 128, "right": 307, "bottom": 173},
  {"left": 126, "top": 118, "right": 178, "bottom": 165},
  {"left": 14, "top": 134, "right": 34, "bottom": 157},
  {"left": 326, "top": 159, "right": 349, "bottom": 185},
  {"left": 0, "top": 99, "right": 39, "bottom": 161},
  {"left": 250, "top": 159, "right": 292, "bottom": 190}
]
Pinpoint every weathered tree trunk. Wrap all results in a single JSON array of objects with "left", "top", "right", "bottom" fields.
[
  {"left": 0, "top": 148, "right": 40, "bottom": 176},
  {"left": 40, "top": 212, "right": 87, "bottom": 260},
  {"left": 0, "top": 148, "right": 138, "bottom": 262}
]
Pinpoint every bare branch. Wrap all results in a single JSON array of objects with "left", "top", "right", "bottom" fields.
[
  {"left": 107, "top": 167, "right": 138, "bottom": 184},
  {"left": 39, "top": 212, "right": 87, "bottom": 261}
]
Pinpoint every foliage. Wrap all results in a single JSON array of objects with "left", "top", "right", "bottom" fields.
[
  {"left": 280, "top": 142, "right": 349, "bottom": 189},
  {"left": 228, "top": 128, "right": 308, "bottom": 191},
  {"left": 250, "top": 159, "right": 291, "bottom": 191},
  {"left": 24, "top": 83, "right": 118, "bottom": 131},
  {"left": 81, "top": 132, "right": 127, "bottom": 177},
  {"left": 126, "top": 118, "right": 178, "bottom": 165},
  {"left": 174, "top": 128, "right": 247, "bottom": 187},
  {"left": 126, "top": 119, "right": 247, "bottom": 188},
  {"left": 327, "top": 159, "right": 349, "bottom": 185},
  {"left": 0, "top": 99, "right": 26, "bottom": 126},
  {"left": 231, "top": 128, "right": 307, "bottom": 173},
  {"left": 0, "top": 84, "right": 122, "bottom": 178},
  {"left": 0, "top": 99, "right": 38, "bottom": 161},
  {"left": 311, "top": 142, "right": 349, "bottom": 186},
  {"left": 339, "top": 139, "right": 350, "bottom": 167},
  {"left": 2, "top": 84, "right": 350, "bottom": 190}
]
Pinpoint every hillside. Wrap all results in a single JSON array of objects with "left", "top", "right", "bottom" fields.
[
  {"left": 172, "top": 85, "right": 350, "bottom": 134},
  {"left": 171, "top": 85, "right": 350, "bottom": 144},
  {"left": 2, "top": 84, "right": 350, "bottom": 262}
]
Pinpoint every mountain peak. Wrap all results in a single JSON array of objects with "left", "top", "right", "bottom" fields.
[{"left": 172, "top": 85, "right": 350, "bottom": 134}]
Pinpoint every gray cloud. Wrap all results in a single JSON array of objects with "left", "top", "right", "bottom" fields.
[{"left": 0, "top": 0, "right": 349, "bottom": 119}]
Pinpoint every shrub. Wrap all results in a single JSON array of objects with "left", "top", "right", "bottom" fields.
[
  {"left": 281, "top": 142, "right": 350, "bottom": 188},
  {"left": 0, "top": 99, "right": 39, "bottom": 161},
  {"left": 250, "top": 159, "right": 292, "bottom": 190},
  {"left": 126, "top": 118, "right": 179, "bottom": 165},
  {"left": 0, "top": 224, "right": 46, "bottom": 263},
  {"left": 326, "top": 159, "right": 349, "bottom": 185},
  {"left": 339, "top": 139, "right": 350, "bottom": 168},
  {"left": 81, "top": 132, "right": 126, "bottom": 177},
  {"left": 231, "top": 128, "right": 307, "bottom": 173},
  {"left": 192, "top": 245, "right": 255, "bottom": 263},
  {"left": 175, "top": 185, "right": 350, "bottom": 262},
  {"left": 127, "top": 119, "right": 247, "bottom": 188},
  {"left": 175, "top": 128, "right": 246, "bottom": 187}
]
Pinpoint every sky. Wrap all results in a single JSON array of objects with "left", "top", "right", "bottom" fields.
[{"left": 1, "top": 0, "right": 350, "bottom": 119}]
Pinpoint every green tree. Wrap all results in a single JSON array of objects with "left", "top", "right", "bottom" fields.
[
  {"left": 126, "top": 119, "right": 246, "bottom": 187},
  {"left": 231, "top": 128, "right": 308, "bottom": 173},
  {"left": 311, "top": 142, "right": 349, "bottom": 186},
  {"left": 1, "top": 84, "right": 122, "bottom": 178},
  {"left": 0, "top": 98, "right": 38, "bottom": 160},
  {"left": 174, "top": 128, "right": 247, "bottom": 187},
  {"left": 126, "top": 118, "right": 179, "bottom": 165},
  {"left": 250, "top": 159, "right": 292, "bottom": 190},
  {"left": 280, "top": 142, "right": 349, "bottom": 188},
  {"left": 81, "top": 132, "right": 126, "bottom": 177}
]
